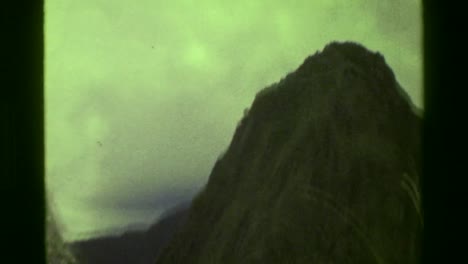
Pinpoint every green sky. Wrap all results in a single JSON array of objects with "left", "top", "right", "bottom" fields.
[{"left": 45, "top": 0, "right": 422, "bottom": 241}]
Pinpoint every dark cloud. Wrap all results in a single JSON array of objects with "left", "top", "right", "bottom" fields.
[{"left": 88, "top": 183, "right": 200, "bottom": 213}]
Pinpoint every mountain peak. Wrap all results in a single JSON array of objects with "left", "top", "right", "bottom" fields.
[
  {"left": 254, "top": 41, "right": 416, "bottom": 124},
  {"left": 156, "top": 42, "right": 422, "bottom": 264}
]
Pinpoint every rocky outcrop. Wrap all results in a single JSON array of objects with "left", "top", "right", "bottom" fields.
[{"left": 46, "top": 202, "right": 79, "bottom": 264}]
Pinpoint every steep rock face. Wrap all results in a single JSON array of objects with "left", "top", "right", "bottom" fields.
[{"left": 156, "top": 42, "right": 422, "bottom": 264}]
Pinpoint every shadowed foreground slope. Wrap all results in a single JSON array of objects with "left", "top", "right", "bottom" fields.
[{"left": 155, "top": 42, "right": 422, "bottom": 264}]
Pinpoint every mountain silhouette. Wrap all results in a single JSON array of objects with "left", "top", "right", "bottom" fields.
[
  {"left": 70, "top": 202, "right": 190, "bottom": 264},
  {"left": 155, "top": 41, "right": 422, "bottom": 264}
]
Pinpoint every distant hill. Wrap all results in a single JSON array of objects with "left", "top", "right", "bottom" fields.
[
  {"left": 155, "top": 41, "right": 422, "bottom": 263},
  {"left": 70, "top": 202, "right": 190, "bottom": 264}
]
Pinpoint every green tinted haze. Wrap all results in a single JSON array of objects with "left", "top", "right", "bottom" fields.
[{"left": 46, "top": 0, "right": 422, "bottom": 241}]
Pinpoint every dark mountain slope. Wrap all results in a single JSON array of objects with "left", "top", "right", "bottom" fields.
[
  {"left": 70, "top": 202, "right": 190, "bottom": 264},
  {"left": 156, "top": 41, "right": 422, "bottom": 264}
]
